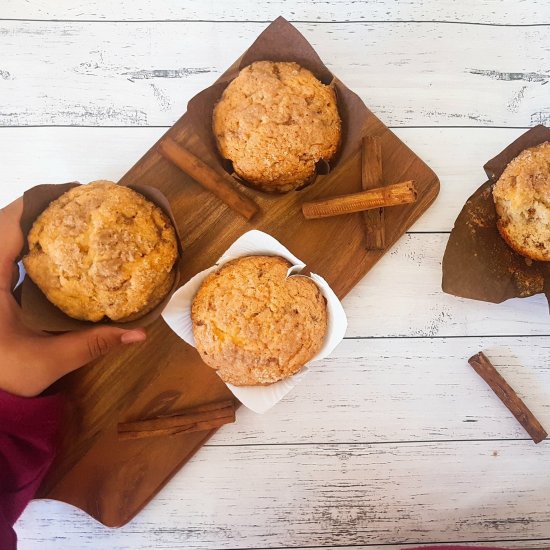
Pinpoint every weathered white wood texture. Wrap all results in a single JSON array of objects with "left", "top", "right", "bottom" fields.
[
  {"left": 3, "top": 2, "right": 550, "bottom": 549},
  {"left": 344, "top": 233, "right": 549, "bottom": 338},
  {"left": 215, "top": 336, "right": 550, "bottom": 445},
  {"left": 0, "top": 22, "right": 548, "bottom": 127},
  {"left": 3, "top": 0, "right": 549, "bottom": 24},
  {"left": 15, "top": 441, "right": 550, "bottom": 549}
]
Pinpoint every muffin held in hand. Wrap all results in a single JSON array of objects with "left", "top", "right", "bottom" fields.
[
  {"left": 191, "top": 255, "right": 328, "bottom": 386},
  {"left": 213, "top": 61, "right": 341, "bottom": 193},
  {"left": 23, "top": 181, "right": 179, "bottom": 322},
  {"left": 493, "top": 141, "right": 550, "bottom": 261}
]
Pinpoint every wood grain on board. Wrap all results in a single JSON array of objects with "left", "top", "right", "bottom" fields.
[{"left": 36, "top": 20, "right": 439, "bottom": 526}]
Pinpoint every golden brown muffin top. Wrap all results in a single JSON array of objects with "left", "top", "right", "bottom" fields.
[
  {"left": 213, "top": 61, "right": 341, "bottom": 193},
  {"left": 191, "top": 255, "right": 328, "bottom": 386},
  {"left": 23, "top": 181, "right": 178, "bottom": 322},
  {"left": 493, "top": 141, "right": 550, "bottom": 261}
]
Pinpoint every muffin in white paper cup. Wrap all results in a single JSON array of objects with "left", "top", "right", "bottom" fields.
[{"left": 162, "top": 230, "right": 347, "bottom": 414}]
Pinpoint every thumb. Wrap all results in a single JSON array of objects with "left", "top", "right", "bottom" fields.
[{"left": 43, "top": 326, "right": 147, "bottom": 378}]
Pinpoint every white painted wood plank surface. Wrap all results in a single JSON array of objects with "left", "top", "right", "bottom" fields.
[
  {"left": 16, "top": 537, "right": 550, "bottom": 550},
  {"left": 1, "top": 22, "right": 548, "bottom": 127},
  {"left": 344, "top": 233, "right": 549, "bottom": 338},
  {"left": 3, "top": 0, "right": 549, "bottom": 25},
  {"left": 4, "top": 3, "right": 550, "bottom": 549},
  {"left": 213, "top": 336, "right": 550, "bottom": 445},
  {"left": 16, "top": 440, "right": 550, "bottom": 549},
  {"left": 0, "top": 127, "right": 531, "bottom": 231}
]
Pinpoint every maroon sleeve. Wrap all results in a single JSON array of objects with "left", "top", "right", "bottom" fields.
[{"left": 0, "top": 389, "right": 64, "bottom": 550}]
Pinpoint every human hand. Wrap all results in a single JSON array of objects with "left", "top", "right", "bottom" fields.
[{"left": 0, "top": 198, "right": 147, "bottom": 397}]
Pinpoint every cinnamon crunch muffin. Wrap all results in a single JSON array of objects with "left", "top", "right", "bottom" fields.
[
  {"left": 23, "top": 181, "right": 178, "bottom": 322},
  {"left": 212, "top": 61, "right": 341, "bottom": 193},
  {"left": 191, "top": 255, "right": 328, "bottom": 386},
  {"left": 493, "top": 141, "right": 550, "bottom": 261}
]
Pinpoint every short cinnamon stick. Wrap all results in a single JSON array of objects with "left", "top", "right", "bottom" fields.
[
  {"left": 158, "top": 137, "right": 258, "bottom": 220},
  {"left": 361, "top": 136, "right": 385, "bottom": 249},
  {"left": 468, "top": 352, "right": 547, "bottom": 444},
  {"left": 302, "top": 180, "right": 417, "bottom": 220},
  {"left": 118, "top": 399, "right": 236, "bottom": 441}
]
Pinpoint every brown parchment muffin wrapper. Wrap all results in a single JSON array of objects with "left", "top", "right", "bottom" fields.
[
  {"left": 185, "top": 16, "right": 367, "bottom": 193},
  {"left": 18, "top": 182, "right": 184, "bottom": 331},
  {"left": 442, "top": 124, "right": 550, "bottom": 307}
]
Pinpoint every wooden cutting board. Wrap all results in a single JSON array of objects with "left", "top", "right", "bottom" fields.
[{"left": 36, "top": 19, "right": 439, "bottom": 527}]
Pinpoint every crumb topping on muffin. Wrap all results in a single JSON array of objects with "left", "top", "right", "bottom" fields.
[
  {"left": 493, "top": 141, "right": 550, "bottom": 261},
  {"left": 23, "top": 180, "right": 178, "bottom": 322},
  {"left": 191, "top": 255, "right": 328, "bottom": 385},
  {"left": 213, "top": 61, "right": 341, "bottom": 193}
]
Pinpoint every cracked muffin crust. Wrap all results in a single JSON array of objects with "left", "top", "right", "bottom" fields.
[
  {"left": 212, "top": 61, "right": 341, "bottom": 193},
  {"left": 23, "top": 181, "right": 178, "bottom": 322},
  {"left": 493, "top": 141, "right": 550, "bottom": 261},
  {"left": 191, "top": 255, "right": 328, "bottom": 386}
]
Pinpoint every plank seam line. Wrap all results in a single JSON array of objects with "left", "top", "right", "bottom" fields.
[
  {"left": 204, "top": 438, "right": 545, "bottom": 448},
  {"left": 0, "top": 125, "right": 534, "bottom": 130},
  {"left": 0, "top": 18, "right": 549, "bottom": 27},
  {"left": 343, "top": 334, "right": 550, "bottom": 340},
  {"left": 183, "top": 536, "right": 550, "bottom": 550}
]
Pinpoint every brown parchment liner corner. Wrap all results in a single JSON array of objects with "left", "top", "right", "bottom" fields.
[
  {"left": 442, "top": 125, "right": 550, "bottom": 307},
  {"left": 19, "top": 182, "right": 184, "bottom": 332},
  {"left": 184, "top": 16, "right": 370, "bottom": 194}
]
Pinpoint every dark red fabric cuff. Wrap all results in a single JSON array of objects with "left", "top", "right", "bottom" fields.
[{"left": 0, "top": 389, "right": 64, "bottom": 549}]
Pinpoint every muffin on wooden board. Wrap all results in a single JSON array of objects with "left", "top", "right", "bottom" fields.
[
  {"left": 23, "top": 180, "right": 178, "bottom": 322},
  {"left": 191, "top": 255, "right": 328, "bottom": 386},
  {"left": 493, "top": 141, "right": 550, "bottom": 261},
  {"left": 212, "top": 61, "right": 341, "bottom": 193}
]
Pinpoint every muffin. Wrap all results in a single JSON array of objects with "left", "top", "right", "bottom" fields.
[
  {"left": 212, "top": 61, "right": 341, "bottom": 193},
  {"left": 493, "top": 141, "right": 550, "bottom": 261},
  {"left": 23, "top": 181, "right": 179, "bottom": 322},
  {"left": 191, "top": 255, "right": 328, "bottom": 385}
]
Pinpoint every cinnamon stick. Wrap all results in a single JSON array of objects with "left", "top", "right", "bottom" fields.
[
  {"left": 118, "top": 399, "right": 236, "bottom": 441},
  {"left": 361, "top": 136, "right": 385, "bottom": 249},
  {"left": 158, "top": 137, "right": 259, "bottom": 220},
  {"left": 468, "top": 352, "right": 547, "bottom": 444},
  {"left": 302, "top": 180, "right": 417, "bottom": 220}
]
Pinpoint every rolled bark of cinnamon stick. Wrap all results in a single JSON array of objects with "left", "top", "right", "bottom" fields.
[
  {"left": 302, "top": 180, "right": 417, "bottom": 220},
  {"left": 468, "top": 352, "right": 547, "bottom": 444},
  {"left": 361, "top": 136, "right": 385, "bottom": 249},
  {"left": 158, "top": 137, "right": 259, "bottom": 220},
  {"left": 118, "top": 399, "right": 236, "bottom": 441}
]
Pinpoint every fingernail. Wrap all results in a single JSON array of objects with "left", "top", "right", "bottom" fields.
[{"left": 121, "top": 330, "right": 147, "bottom": 344}]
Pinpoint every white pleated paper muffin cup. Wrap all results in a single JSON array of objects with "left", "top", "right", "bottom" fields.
[{"left": 162, "top": 230, "right": 347, "bottom": 414}]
